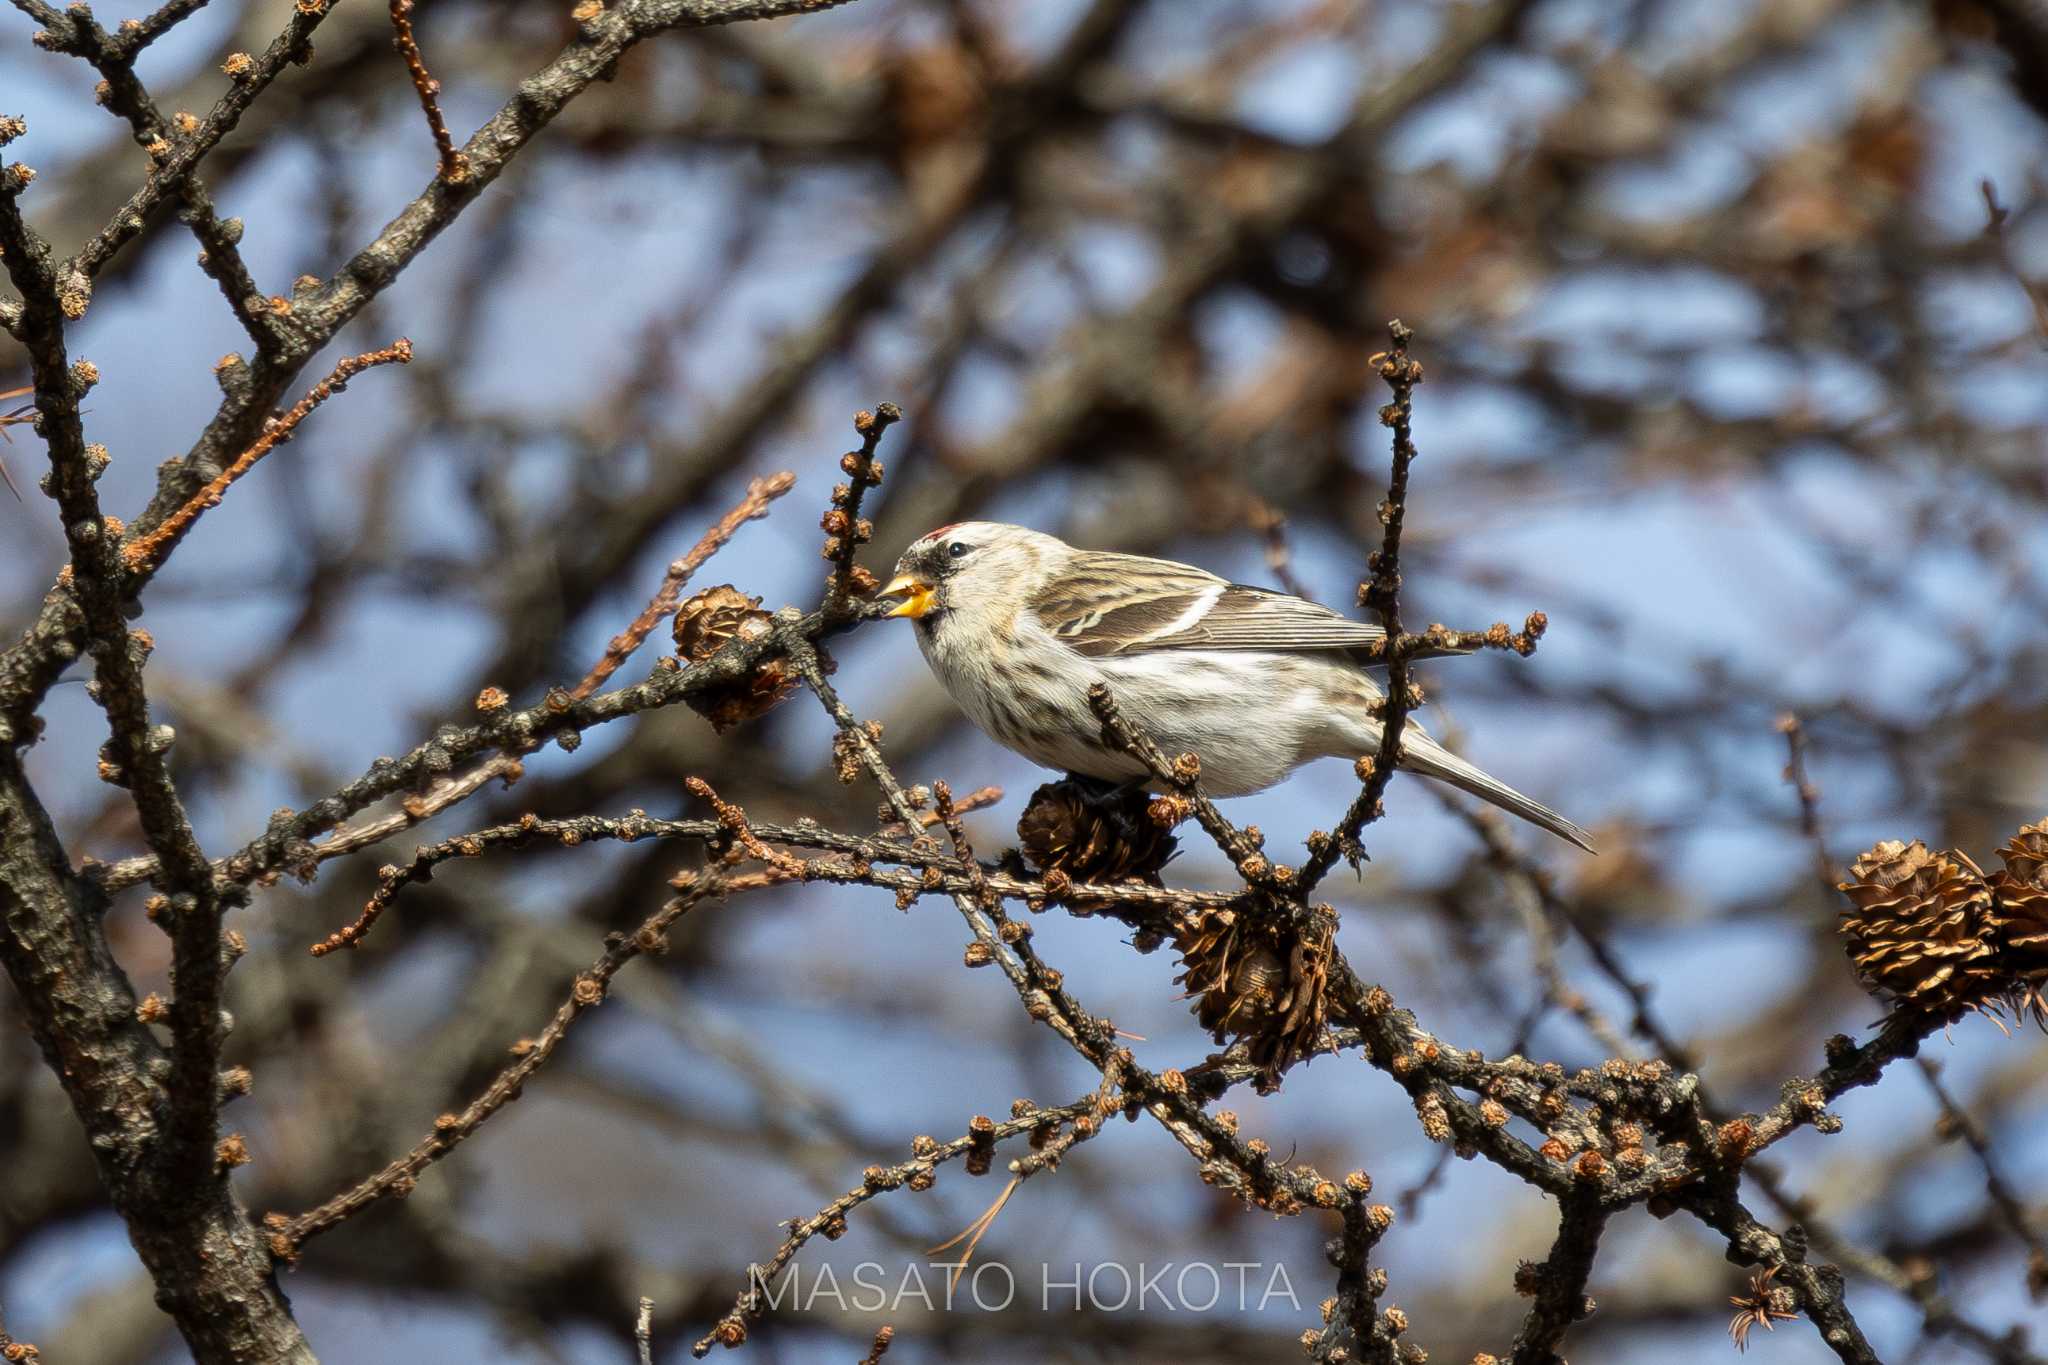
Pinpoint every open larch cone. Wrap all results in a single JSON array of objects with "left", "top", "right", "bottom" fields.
[
  {"left": 1837, "top": 839, "right": 1999, "bottom": 1020},
  {"left": 1175, "top": 908, "right": 1332, "bottom": 1091},
  {"left": 671, "top": 584, "right": 795, "bottom": 733},
  {"left": 1989, "top": 819, "right": 2048, "bottom": 1027},
  {"left": 1016, "top": 778, "right": 1178, "bottom": 886}
]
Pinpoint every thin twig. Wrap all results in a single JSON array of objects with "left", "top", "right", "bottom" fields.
[
  {"left": 1777, "top": 713, "right": 1839, "bottom": 893},
  {"left": 67, "top": 0, "right": 338, "bottom": 287},
  {"left": 1915, "top": 1057, "right": 2048, "bottom": 1288},
  {"left": 16, "top": 0, "right": 310, "bottom": 352},
  {"left": 290, "top": 756, "right": 525, "bottom": 881},
  {"left": 1298, "top": 319, "right": 1422, "bottom": 895},
  {"left": 304, "top": 805, "right": 1219, "bottom": 956},
  {"left": 691, "top": 1098, "right": 1098, "bottom": 1355},
  {"left": 277, "top": 864, "right": 735, "bottom": 1253},
  {"left": 820, "top": 402, "right": 901, "bottom": 619},
  {"left": 686, "top": 775, "right": 806, "bottom": 875},
  {"left": 112, "top": 0, "right": 214, "bottom": 56},
  {"left": 1983, "top": 179, "right": 2048, "bottom": 345},
  {"left": 570, "top": 471, "right": 795, "bottom": 700},
  {"left": 857, "top": 1325, "right": 895, "bottom": 1365},
  {"left": 389, "top": 0, "right": 470, "bottom": 182},
  {"left": 879, "top": 783, "right": 1002, "bottom": 837},
  {"left": 931, "top": 778, "right": 1003, "bottom": 914},
  {"left": 93, "top": 588, "right": 863, "bottom": 898},
  {"left": 1249, "top": 497, "right": 1314, "bottom": 600},
  {"left": 122, "top": 340, "right": 413, "bottom": 572},
  {"left": 1086, "top": 682, "right": 1279, "bottom": 891},
  {"left": 0, "top": 383, "right": 32, "bottom": 502},
  {"left": 925, "top": 1049, "right": 1126, "bottom": 1291}
]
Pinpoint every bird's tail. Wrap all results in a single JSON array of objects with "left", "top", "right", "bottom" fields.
[{"left": 1397, "top": 731, "right": 1596, "bottom": 853}]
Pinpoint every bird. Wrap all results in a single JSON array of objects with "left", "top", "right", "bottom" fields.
[{"left": 880, "top": 521, "right": 1594, "bottom": 852}]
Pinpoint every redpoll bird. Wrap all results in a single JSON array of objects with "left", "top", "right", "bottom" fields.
[{"left": 882, "top": 522, "right": 1594, "bottom": 852}]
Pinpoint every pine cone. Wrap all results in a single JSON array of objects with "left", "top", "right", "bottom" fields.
[
  {"left": 671, "top": 585, "right": 793, "bottom": 733},
  {"left": 1016, "top": 779, "right": 1177, "bottom": 885},
  {"left": 1996, "top": 819, "right": 2048, "bottom": 884},
  {"left": 1989, "top": 819, "right": 2048, "bottom": 1026},
  {"left": 1837, "top": 839, "right": 1998, "bottom": 1019},
  {"left": 1182, "top": 916, "right": 1283, "bottom": 1034},
  {"left": 673, "top": 584, "right": 768, "bottom": 660},
  {"left": 1175, "top": 909, "right": 1332, "bottom": 1091}
]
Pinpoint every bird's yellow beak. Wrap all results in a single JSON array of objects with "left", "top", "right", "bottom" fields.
[{"left": 881, "top": 573, "right": 938, "bottom": 619}]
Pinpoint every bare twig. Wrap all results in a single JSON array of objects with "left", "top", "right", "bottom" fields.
[
  {"left": 691, "top": 1097, "right": 1099, "bottom": 1355},
  {"left": 570, "top": 471, "right": 795, "bottom": 700},
  {"left": 857, "top": 1325, "right": 895, "bottom": 1365},
  {"left": 1298, "top": 320, "right": 1423, "bottom": 895},
  {"left": 1983, "top": 179, "right": 2048, "bottom": 344},
  {"left": 92, "top": 595, "right": 859, "bottom": 897},
  {"left": 821, "top": 402, "right": 901, "bottom": 619},
  {"left": 1250, "top": 498, "right": 1314, "bottom": 600},
  {"left": 279, "top": 864, "right": 737, "bottom": 1253},
  {"left": 66, "top": 0, "right": 338, "bottom": 287},
  {"left": 880, "top": 783, "right": 1002, "bottom": 836},
  {"left": 112, "top": 0, "right": 214, "bottom": 55},
  {"left": 686, "top": 775, "right": 807, "bottom": 874},
  {"left": 15, "top": 0, "right": 323, "bottom": 351},
  {"left": 1086, "top": 682, "right": 1281, "bottom": 891},
  {"left": 1777, "top": 713, "right": 1839, "bottom": 892},
  {"left": 1685, "top": 1198, "right": 1881, "bottom": 1365},
  {"left": 1916, "top": 1057, "right": 2048, "bottom": 1295},
  {"left": 389, "top": 0, "right": 470, "bottom": 182},
  {"left": 0, "top": 383, "right": 31, "bottom": 502},
  {"left": 304, "top": 804, "right": 1221, "bottom": 955},
  {"left": 290, "top": 755, "right": 525, "bottom": 876},
  {"left": 122, "top": 340, "right": 414, "bottom": 573}
]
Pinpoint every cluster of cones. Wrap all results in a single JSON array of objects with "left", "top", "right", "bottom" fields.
[
  {"left": 1838, "top": 821, "right": 2048, "bottom": 1027},
  {"left": 1016, "top": 779, "right": 1328, "bottom": 1085}
]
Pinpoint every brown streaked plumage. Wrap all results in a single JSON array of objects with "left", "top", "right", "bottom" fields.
[{"left": 883, "top": 522, "right": 1593, "bottom": 852}]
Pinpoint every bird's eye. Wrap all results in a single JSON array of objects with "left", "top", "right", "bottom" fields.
[{"left": 947, "top": 541, "right": 970, "bottom": 559}]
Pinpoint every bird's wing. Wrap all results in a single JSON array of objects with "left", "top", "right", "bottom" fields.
[{"left": 1029, "top": 550, "right": 1405, "bottom": 658}]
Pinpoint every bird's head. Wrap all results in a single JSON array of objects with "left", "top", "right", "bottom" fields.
[{"left": 882, "top": 522, "right": 1063, "bottom": 624}]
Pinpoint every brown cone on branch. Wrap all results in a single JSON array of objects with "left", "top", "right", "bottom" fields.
[
  {"left": 1175, "top": 908, "right": 1332, "bottom": 1092},
  {"left": 1837, "top": 839, "right": 1999, "bottom": 1020},
  {"left": 1996, "top": 819, "right": 2048, "bottom": 884},
  {"left": 671, "top": 585, "right": 794, "bottom": 733},
  {"left": 1988, "top": 819, "right": 2048, "bottom": 1027},
  {"left": 1016, "top": 779, "right": 1178, "bottom": 886}
]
